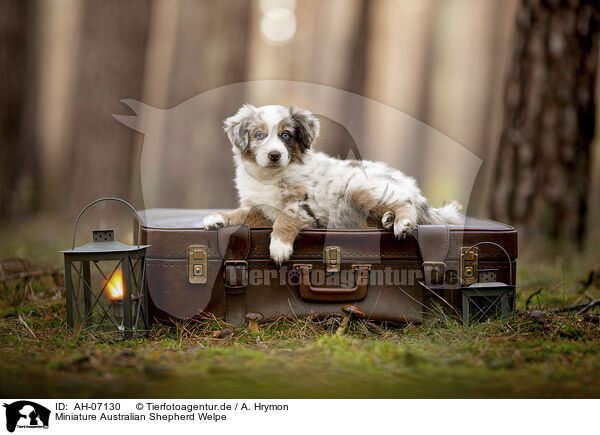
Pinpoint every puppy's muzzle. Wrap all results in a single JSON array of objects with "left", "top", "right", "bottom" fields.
[{"left": 268, "top": 151, "right": 281, "bottom": 162}]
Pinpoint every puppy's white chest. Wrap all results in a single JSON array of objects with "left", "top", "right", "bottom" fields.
[
  {"left": 236, "top": 171, "right": 286, "bottom": 213},
  {"left": 241, "top": 182, "right": 281, "bottom": 205}
]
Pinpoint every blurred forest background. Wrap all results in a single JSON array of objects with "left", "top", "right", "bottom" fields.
[{"left": 1, "top": 0, "right": 600, "bottom": 256}]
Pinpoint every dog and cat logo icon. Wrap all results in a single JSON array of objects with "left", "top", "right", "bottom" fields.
[{"left": 3, "top": 401, "right": 50, "bottom": 432}]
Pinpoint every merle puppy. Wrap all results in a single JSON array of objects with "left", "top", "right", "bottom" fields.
[{"left": 204, "top": 104, "right": 463, "bottom": 264}]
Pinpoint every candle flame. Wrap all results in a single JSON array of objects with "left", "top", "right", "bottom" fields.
[{"left": 106, "top": 269, "right": 124, "bottom": 301}]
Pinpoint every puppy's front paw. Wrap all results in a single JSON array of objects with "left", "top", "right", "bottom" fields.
[
  {"left": 394, "top": 218, "right": 416, "bottom": 239},
  {"left": 269, "top": 237, "right": 294, "bottom": 265},
  {"left": 381, "top": 211, "right": 395, "bottom": 230},
  {"left": 203, "top": 212, "right": 229, "bottom": 229}
]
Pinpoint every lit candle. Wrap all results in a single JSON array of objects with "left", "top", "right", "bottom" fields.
[{"left": 105, "top": 270, "right": 124, "bottom": 330}]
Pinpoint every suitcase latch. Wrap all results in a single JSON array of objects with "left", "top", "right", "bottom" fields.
[
  {"left": 461, "top": 247, "right": 479, "bottom": 285},
  {"left": 324, "top": 246, "right": 342, "bottom": 273},
  {"left": 189, "top": 245, "right": 208, "bottom": 284}
]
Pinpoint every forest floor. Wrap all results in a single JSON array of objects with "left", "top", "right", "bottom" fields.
[{"left": 1, "top": 218, "right": 600, "bottom": 398}]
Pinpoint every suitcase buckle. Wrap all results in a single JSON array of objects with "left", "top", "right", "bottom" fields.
[
  {"left": 224, "top": 260, "right": 248, "bottom": 293},
  {"left": 324, "top": 246, "right": 341, "bottom": 273},
  {"left": 461, "top": 247, "right": 479, "bottom": 285},
  {"left": 188, "top": 245, "right": 208, "bottom": 284}
]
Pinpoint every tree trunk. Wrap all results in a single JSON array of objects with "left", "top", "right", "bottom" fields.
[
  {"left": 491, "top": 0, "right": 600, "bottom": 245},
  {"left": 323, "top": 0, "right": 372, "bottom": 160},
  {"left": 0, "top": 0, "right": 40, "bottom": 219},
  {"left": 65, "top": 0, "right": 150, "bottom": 214}
]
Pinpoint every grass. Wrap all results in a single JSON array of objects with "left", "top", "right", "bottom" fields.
[
  {"left": 0, "top": 219, "right": 599, "bottom": 398},
  {"left": 1, "top": 271, "right": 599, "bottom": 398}
]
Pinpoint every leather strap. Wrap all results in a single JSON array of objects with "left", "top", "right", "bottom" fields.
[
  {"left": 218, "top": 225, "right": 250, "bottom": 325},
  {"left": 417, "top": 225, "right": 450, "bottom": 287}
]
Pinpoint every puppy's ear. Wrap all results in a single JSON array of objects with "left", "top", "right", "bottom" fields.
[
  {"left": 223, "top": 104, "right": 257, "bottom": 152},
  {"left": 289, "top": 106, "right": 320, "bottom": 150}
]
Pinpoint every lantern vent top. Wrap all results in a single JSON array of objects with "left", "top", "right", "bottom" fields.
[{"left": 93, "top": 230, "right": 114, "bottom": 242}]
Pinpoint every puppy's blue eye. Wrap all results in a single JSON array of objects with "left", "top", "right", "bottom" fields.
[
  {"left": 281, "top": 132, "right": 290, "bottom": 140},
  {"left": 256, "top": 132, "right": 264, "bottom": 139}
]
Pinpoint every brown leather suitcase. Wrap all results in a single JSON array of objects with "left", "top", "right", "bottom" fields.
[{"left": 139, "top": 209, "right": 518, "bottom": 325}]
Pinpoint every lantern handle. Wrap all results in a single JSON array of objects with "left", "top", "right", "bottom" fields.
[{"left": 72, "top": 197, "right": 144, "bottom": 249}]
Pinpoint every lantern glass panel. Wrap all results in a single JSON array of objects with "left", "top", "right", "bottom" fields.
[
  {"left": 461, "top": 284, "right": 515, "bottom": 326},
  {"left": 65, "top": 254, "right": 147, "bottom": 337}
]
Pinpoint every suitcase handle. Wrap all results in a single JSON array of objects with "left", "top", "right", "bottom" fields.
[{"left": 294, "top": 264, "right": 370, "bottom": 302}]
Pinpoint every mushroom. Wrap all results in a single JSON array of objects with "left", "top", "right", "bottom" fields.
[
  {"left": 245, "top": 312, "right": 264, "bottom": 333},
  {"left": 336, "top": 305, "right": 365, "bottom": 336}
]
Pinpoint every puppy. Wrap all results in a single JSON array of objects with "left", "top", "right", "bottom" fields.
[{"left": 204, "top": 104, "right": 463, "bottom": 264}]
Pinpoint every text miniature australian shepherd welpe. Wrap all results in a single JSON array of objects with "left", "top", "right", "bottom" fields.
[{"left": 203, "top": 104, "right": 464, "bottom": 264}]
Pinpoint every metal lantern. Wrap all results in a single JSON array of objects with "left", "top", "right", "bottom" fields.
[
  {"left": 60, "top": 198, "right": 150, "bottom": 339},
  {"left": 462, "top": 282, "right": 516, "bottom": 326},
  {"left": 461, "top": 242, "right": 516, "bottom": 326}
]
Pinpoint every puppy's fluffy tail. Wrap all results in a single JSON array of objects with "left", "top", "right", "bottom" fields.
[{"left": 421, "top": 201, "right": 465, "bottom": 226}]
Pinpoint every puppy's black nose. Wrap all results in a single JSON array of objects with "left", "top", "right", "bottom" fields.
[{"left": 268, "top": 151, "right": 281, "bottom": 162}]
